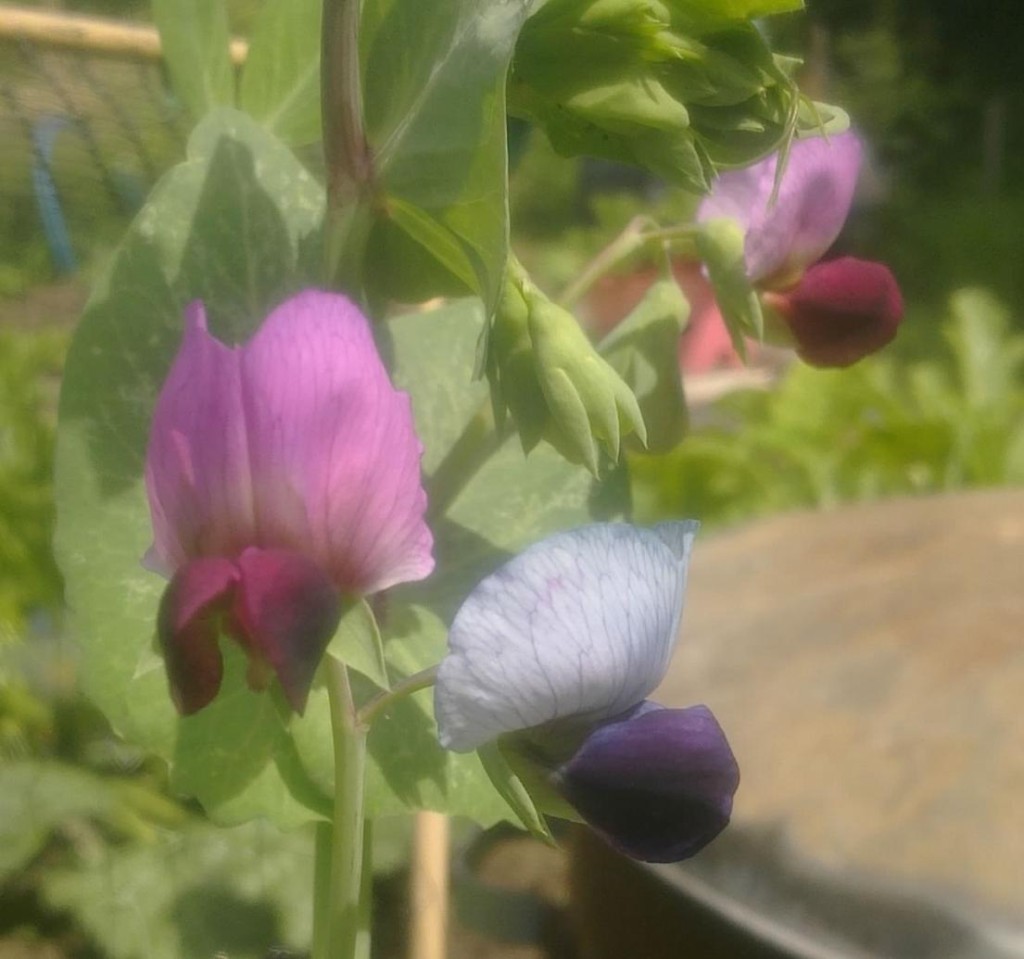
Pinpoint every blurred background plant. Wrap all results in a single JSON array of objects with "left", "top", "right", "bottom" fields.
[
  {"left": 1, "top": 0, "right": 1022, "bottom": 956},
  {"left": 629, "top": 289, "right": 1024, "bottom": 527}
]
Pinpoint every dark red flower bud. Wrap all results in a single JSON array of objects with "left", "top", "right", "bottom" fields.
[{"left": 766, "top": 257, "right": 903, "bottom": 368}]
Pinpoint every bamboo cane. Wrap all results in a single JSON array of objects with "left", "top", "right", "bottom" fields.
[
  {"left": 409, "top": 811, "right": 451, "bottom": 959},
  {"left": 0, "top": 5, "right": 247, "bottom": 64}
]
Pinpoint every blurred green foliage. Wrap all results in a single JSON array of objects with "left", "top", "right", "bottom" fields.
[
  {"left": 0, "top": 328, "right": 65, "bottom": 635},
  {"left": 631, "top": 288, "right": 1024, "bottom": 527}
]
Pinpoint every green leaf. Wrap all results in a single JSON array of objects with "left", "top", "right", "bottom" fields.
[
  {"left": 385, "top": 197, "right": 482, "bottom": 296},
  {"left": 402, "top": 438, "right": 597, "bottom": 624},
  {"left": 54, "top": 109, "right": 326, "bottom": 829},
  {"left": 239, "top": 0, "right": 322, "bottom": 144},
  {"left": 601, "top": 276, "right": 690, "bottom": 453},
  {"left": 169, "top": 645, "right": 286, "bottom": 811},
  {"left": 386, "top": 299, "right": 490, "bottom": 477},
  {"left": 152, "top": 0, "right": 236, "bottom": 121},
  {"left": 696, "top": 216, "right": 763, "bottom": 354},
  {"left": 328, "top": 599, "right": 389, "bottom": 688},
  {"left": 350, "top": 0, "right": 532, "bottom": 311},
  {"left": 42, "top": 820, "right": 314, "bottom": 959},
  {"left": 291, "top": 605, "right": 515, "bottom": 824}
]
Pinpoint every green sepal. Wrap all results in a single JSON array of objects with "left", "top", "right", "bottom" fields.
[
  {"left": 477, "top": 742, "right": 555, "bottom": 844},
  {"left": 327, "top": 599, "right": 389, "bottom": 690},
  {"left": 697, "top": 216, "right": 763, "bottom": 358}
]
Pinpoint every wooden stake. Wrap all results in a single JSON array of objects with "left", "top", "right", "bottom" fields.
[
  {"left": 0, "top": 5, "right": 247, "bottom": 63},
  {"left": 409, "top": 811, "right": 451, "bottom": 959}
]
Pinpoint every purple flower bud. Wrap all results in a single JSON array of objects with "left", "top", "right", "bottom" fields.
[
  {"left": 145, "top": 291, "right": 434, "bottom": 714},
  {"left": 765, "top": 257, "right": 904, "bottom": 367}
]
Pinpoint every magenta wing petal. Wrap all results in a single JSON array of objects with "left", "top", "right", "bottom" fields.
[
  {"left": 699, "top": 131, "right": 862, "bottom": 286},
  {"left": 145, "top": 302, "right": 255, "bottom": 574},
  {"left": 157, "top": 557, "right": 238, "bottom": 715},
  {"left": 238, "top": 290, "right": 434, "bottom": 594},
  {"left": 233, "top": 547, "right": 342, "bottom": 714}
]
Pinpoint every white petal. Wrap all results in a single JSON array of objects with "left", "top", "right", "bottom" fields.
[{"left": 435, "top": 522, "right": 698, "bottom": 752}]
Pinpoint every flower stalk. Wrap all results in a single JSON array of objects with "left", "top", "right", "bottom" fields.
[
  {"left": 358, "top": 666, "right": 439, "bottom": 726},
  {"left": 319, "top": 655, "right": 368, "bottom": 959}
]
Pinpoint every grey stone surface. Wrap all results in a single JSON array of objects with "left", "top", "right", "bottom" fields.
[{"left": 656, "top": 490, "right": 1024, "bottom": 921}]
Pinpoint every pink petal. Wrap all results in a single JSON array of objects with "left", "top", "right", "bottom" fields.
[
  {"left": 699, "top": 131, "right": 862, "bottom": 286},
  {"left": 233, "top": 547, "right": 342, "bottom": 714},
  {"left": 145, "top": 302, "right": 255, "bottom": 573},
  {"left": 157, "top": 557, "right": 238, "bottom": 715},
  {"left": 238, "top": 290, "right": 434, "bottom": 594},
  {"left": 766, "top": 257, "right": 903, "bottom": 368}
]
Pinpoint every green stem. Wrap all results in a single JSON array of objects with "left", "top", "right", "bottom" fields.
[
  {"left": 321, "top": 0, "right": 375, "bottom": 290},
  {"left": 358, "top": 666, "right": 438, "bottom": 726},
  {"left": 325, "top": 656, "right": 368, "bottom": 959},
  {"left": 558, "top": 215, "right": 652, "bottom": 307},
  {"left": 322, "top": 0, "right": 372, "bottom": 212},
  {"left": 354, "top": 820, "right": 374, "bottom": 959},
  {"left": 557, "top": 218, "right": 701, "bottom": 308},
  {"left": 312, "top": 823, "right": 332, "bottom": 959}
]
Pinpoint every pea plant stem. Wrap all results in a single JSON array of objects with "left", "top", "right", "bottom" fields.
[
  {"left": 312, "top": 656, "right": 369, "bottom": 959},
  {"left": 557, "top": 217, "right": 701, "bottom": 308},
  {"left": 358, "top": 666, "right": 439, "bottom": 726}
]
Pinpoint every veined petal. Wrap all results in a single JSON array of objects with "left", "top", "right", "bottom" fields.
[
  {"left": 238, "top": 290, "right": 434, "bottom": 595},
  {"left": 145, "top": 302, "right": 255, "bottom": 573},
  {"left": 558, "top": 702, "right": 739, "bottom": 863},
  {"left": 699, "top": 131, "right": 862, "bottom": 286},
  {"left": 766, "top": 257, "right": 903, "bottom": 368},
  {"left": 233, "top": 547, "right": 342, "bottom": 714},
  {"left": 436, "top": 522, "right": 698, "bottom": 752},
  {"left": 157, "top": 557, "right": 238, "bottom": 715}
]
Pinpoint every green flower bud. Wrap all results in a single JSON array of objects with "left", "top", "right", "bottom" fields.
[
  {"left": 486, "top": 263, "right": 647, "bottom": 474},
  {"left": 487, "top": 276, "right": 550, "bottom": 450},
  {"left": 510, "top": 0, "right": 800, "bottom": 189},
  {"left": 527, "top": 289, "right": 646, "bottom": 474}
]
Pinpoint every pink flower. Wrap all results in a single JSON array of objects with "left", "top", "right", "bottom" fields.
[
  {"left": 693, "top": 130, "right": 903, "bottom": 369},
  {"left": 145, "top": 290, "right": 434, "bottom": 715}
]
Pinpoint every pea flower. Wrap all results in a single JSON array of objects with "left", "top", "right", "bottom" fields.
[
  {"left": 435, "top": 523, "right": 739, "bottom": 863},
  {"left": 145, "top": 290, "right": 433, "bottom": 716},
  {"left": 695, "top": 129, "right": 903, "bottom": 368}
]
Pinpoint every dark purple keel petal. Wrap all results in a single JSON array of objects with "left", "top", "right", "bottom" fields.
[
  {"left": 557, "top": 703, "right": 740, "bottom": 863},
  {"left": 233, "top": 547, "right": 342, "bottom": 714},
  {"left": 768, "top": 257, "right": 904, "bottom": 368},
  {"left": 157, "top": 557, "right": 239, "bottom": 715}
]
